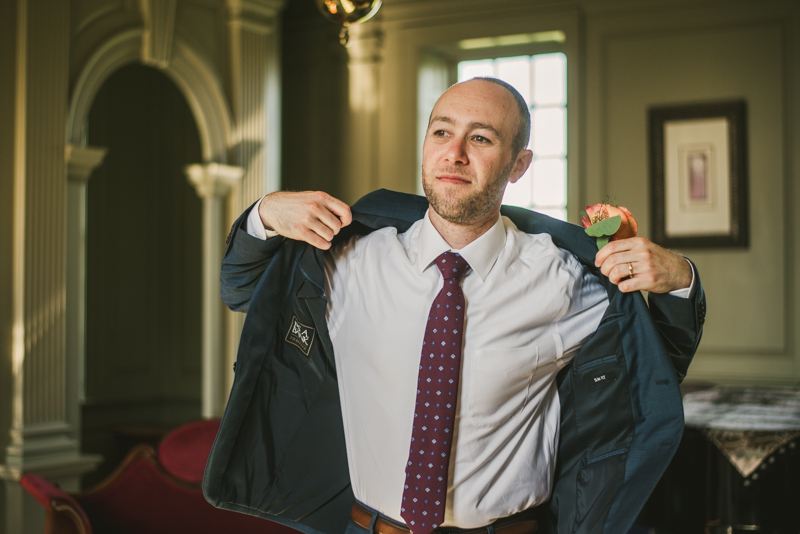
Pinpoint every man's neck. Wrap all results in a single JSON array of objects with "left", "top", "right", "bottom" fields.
[{"left": 428, "top": 207, "right": 501, "bottom": 250}]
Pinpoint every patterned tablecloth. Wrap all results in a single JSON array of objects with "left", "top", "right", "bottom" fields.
[{"left": 683, "top": 387, "right": 800, "bottom": 477}]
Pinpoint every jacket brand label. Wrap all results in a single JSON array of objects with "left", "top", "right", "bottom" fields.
[
  {"left": 286, "top": 315, "right": 315, "bottom": 356},
  {"left": 586, "top": 370, "right": 617, "bottom": 388}
]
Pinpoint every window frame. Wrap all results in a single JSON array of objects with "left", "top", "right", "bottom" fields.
[{"left": 416, "top": 33, "right": 581, "bottom": 224}]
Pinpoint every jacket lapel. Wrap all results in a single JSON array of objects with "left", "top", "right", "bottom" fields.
[{"left": 297, "top": 246, "right": 336, "bottom": 370}]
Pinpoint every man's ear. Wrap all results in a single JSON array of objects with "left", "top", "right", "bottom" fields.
[{"left": 508, "top": 149, "right": 533, "bottom": 184}]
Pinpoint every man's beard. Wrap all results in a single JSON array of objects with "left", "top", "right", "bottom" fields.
[{"left": 422, "top": 158, "right": 516, "bottom": 225}]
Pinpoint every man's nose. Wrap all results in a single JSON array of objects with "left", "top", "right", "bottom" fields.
[{"left": 445, "top": 138, "right": 468, "bottom": 165}]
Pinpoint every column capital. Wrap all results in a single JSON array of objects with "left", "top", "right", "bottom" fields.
[
  {"left": 347, "top": 19, "right": 384, "bottom": 64},
  {"left": 65, "top": 145, "right": 108, "bottom": 183},
  {"left": 186, "top": 163, "right": 245, "bottom": 199}
]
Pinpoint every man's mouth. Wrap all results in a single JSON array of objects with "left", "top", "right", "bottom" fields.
[{"left": 437, "top": 174, "right": 471, "bottom": 185}]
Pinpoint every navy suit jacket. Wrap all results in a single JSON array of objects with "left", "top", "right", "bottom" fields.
[{"left": 203, "top": 189, "right": 706, "bottom": 534}]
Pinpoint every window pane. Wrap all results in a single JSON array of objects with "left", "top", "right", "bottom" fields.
[
  {"left": 533, "top": 54, "right": 566, "bottom": 106},
  {"left": 532, "top": 159, "right": 566, "bottom": 207},
  {"left": 502, "top": 168, "right": 532, "bottom": 207},
  {"left": 532, "top": 107, "right": 565, "bottom": 156},
  {"left": 459, "top": 60, "right": 494, "bottom": 81},
  {"left": 496, "top": 57, "right": 530, "bottom": 105}
]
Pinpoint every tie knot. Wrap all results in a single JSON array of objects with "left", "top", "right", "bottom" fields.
[{"left": 435, "top": 251, "right": 470, "bottom": 281}]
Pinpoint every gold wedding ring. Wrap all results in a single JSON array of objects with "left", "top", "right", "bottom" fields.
[{"left": 628, "top": 262, "right": 634, "bottom": 277}]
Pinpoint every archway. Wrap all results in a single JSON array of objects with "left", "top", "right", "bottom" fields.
[
  {"left": 80, "top": 64, "right": 203, "bottom": 484},
  {"left": 64, "top": 31, "right": 242, "bottom": 477}
]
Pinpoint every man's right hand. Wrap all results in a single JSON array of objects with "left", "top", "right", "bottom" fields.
[{"left": 258, "top": 191, "right": 352, "bottom": 250}]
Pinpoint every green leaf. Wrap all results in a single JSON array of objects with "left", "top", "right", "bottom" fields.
[
  {"left": 584, "top": 215, "right": 621, "bottom": 237},
  {"left": 596, "top": 236, "right": 610, "bottom": 250}
]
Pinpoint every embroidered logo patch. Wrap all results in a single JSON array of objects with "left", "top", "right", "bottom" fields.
[{"left": 285, "top": 315, "right": 315, "bottom": 356}]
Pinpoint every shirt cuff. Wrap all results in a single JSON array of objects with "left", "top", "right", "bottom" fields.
[
  {"left": 666, "top": 258, "right": 695, "bottom": 299},
  {"left": 246, "top": 196, "right": 280, "bottom": 240}
]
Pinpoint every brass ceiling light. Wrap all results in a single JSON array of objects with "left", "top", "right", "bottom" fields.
[{"left": 314, "top": 0, "right": 382, "bottom": 46}]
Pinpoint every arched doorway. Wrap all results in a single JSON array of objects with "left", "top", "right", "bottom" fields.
[{"left": 81, "top": 64, "right": 203, "bottom": 485}]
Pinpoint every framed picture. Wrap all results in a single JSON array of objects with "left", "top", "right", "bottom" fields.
[{"left": 649, "top": 100, "right": 748, "bottom": 248}]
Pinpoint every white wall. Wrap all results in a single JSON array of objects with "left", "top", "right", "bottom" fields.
[{"left": 590, "top": 4, "right": 797, "bottom": 384}]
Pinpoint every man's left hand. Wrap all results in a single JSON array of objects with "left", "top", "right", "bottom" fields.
[{"left": 594, "top": 237, "right": 692, "bottom": 294}]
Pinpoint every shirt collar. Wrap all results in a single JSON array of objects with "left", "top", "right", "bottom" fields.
[{"left": 417, "top": 210, "right": 506, "bottom": 282}]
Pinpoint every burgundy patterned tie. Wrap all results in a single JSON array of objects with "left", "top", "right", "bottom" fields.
[{"left": 401, "top": 251, "right": 470, "bottom": 534}]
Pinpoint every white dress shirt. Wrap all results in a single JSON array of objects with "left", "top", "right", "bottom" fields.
[{"left": 246, "top": 201, "right": 693, "bottom": 528}]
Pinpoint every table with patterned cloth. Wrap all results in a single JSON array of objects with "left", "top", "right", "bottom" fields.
[{"left": 682, "top": 386, "right": 800, "bottom": 533}]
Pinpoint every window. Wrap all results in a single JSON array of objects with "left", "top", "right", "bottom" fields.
[{"left": 458, "top": 53, "right": 568, "bottom": 220}]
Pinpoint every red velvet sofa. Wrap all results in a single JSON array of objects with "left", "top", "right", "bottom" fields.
[{"left": 20, "top": 420, "right": 298, "bottom": 534}]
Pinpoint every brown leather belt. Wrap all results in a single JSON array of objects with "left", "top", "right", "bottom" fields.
[{"left": 350, "top": 501, "right": 538, "bottom": 534}]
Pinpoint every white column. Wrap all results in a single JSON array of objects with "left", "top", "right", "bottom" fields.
[
  {"left": 227, "top": 0, "right": 284, "bottom": 206},
  {"left": 64, "top": 145, "right": 107, "bottom": 421},
  {"left": 343, "top": 19, "right": 383, "bottom": 202},
  {"left": 186, "top": 163, "right": 245, "bottom": 419},
  {"left": 1, "top": 2, "right": 102, "bottom": 533},
  {"left": 225, "top": 0, "right": 284, "bottom": 400}
]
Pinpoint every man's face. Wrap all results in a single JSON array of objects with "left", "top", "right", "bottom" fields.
[{"left": 422, "top": 79, "right": 529, "bottom": 226}]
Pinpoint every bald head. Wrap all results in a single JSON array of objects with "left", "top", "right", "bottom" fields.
[{"left": 432, "top": 77, "right": 531, "bottom": 158}]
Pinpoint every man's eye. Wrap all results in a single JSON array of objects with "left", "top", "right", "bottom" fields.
[
  {"left": 433, "top": 130, "right": 447, "bottom": 137},
  {"left": 473, "top": 135, "right": 490, "bottom": 143}
]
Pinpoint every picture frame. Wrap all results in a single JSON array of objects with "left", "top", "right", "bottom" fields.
[{"left": 649, "top": 100, "right": 748, "bottom": 248}]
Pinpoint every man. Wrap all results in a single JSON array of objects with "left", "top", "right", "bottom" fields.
[{"left": 203, "top": 79, "right": 705, "bottom": 534}]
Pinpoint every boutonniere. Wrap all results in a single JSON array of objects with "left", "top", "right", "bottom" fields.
[{"left": 581, "top": 203, "right": 639, "bottom": 249}]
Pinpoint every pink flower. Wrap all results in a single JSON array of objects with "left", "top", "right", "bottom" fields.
[{"left": 581, "top": 203, "right": 638, "bottom": 241}]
